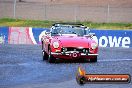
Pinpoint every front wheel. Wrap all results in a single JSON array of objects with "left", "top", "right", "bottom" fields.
[
  {"left": 48, "top": 49, "right": 56, "bottom": 63},
  {"left": 42, "top": 51, "right": 48, "bottom": 61}
]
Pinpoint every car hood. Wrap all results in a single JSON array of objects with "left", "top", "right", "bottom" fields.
[{"left": 52, "top": 35, "right": 93, "bottom": 48}]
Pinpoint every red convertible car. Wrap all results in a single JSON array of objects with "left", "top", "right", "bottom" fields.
[{"left": 41, "top": 23, "right": 98, "bottom": 63}]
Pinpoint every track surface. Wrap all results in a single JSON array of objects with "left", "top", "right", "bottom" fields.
[{"left": 0, "top": 45, "right": 132, "bottom": 88}]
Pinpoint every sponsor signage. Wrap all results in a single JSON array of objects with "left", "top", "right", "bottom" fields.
[
  {"left": 90, "top": 29, "right": 132, "bottom": 48},
  {"left": 76, "top": 66, "right": 131, "bottom": 85},
  {"left": 0, "top": 27, "right": 9, "bottom": 44},
  {"left": 0, "top": 27, "right": 132, "bottom": 48}
]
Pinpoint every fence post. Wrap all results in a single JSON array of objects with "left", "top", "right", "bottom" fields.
[
  {"left": 13, "top": 0, "right": 17, "bottom": 18},
  {"left": 107, "top": 4, "right": 110, "bottom": 23},
  {"left": 44, "top": 4, "right": 47, "bottom": 20}
]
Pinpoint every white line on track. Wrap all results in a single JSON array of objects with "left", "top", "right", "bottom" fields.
[{"left": 98, "top": 59, "right": 132, "bottom": 62}]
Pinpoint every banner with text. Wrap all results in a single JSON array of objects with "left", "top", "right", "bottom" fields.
[{"left": 0, "top": 27, "right": 132, "bottom": 48}]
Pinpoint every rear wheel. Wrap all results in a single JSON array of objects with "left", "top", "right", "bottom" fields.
[
  {"left": 48, "top": 49, "right": 56, "bottom": 63},
  {"left": 90, "top": 56, "right": 97, "bottom": 62},
  {"left": 42, "top": 41, "right": 43, "bottom": 49}
]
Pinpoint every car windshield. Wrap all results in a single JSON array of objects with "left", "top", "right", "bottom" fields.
[{"left": 51, "top": 26, "right": 86, "bottom": 36}]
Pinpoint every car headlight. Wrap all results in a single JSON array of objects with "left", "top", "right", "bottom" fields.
[
  {"left": 91, "top": 43, "right": 98, "bottom": 49},
  {"left": 53, "top": 42, "right": 59, "bottom": 48}
]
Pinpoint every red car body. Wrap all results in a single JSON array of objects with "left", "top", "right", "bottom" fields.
[{"left": 41, "top": 23, "right": 98, "bottom": 63}]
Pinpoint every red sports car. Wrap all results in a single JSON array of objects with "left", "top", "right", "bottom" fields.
[{"left": 41, "top": 23, "right": 98, "bottom": 63}]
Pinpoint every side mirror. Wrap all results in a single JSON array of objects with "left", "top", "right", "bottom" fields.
[
  {"left": 84, "top": 33, "right": 96, "bottom": 39},
  {"left": 89, "top": 33, "right": 95, "bottom": 36},
  {"left": 45, "top": 31, "right": 51, "bottom": 35}
]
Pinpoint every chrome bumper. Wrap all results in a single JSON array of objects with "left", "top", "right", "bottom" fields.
[
  {"left": 80, "top": 53, "right": 98, "bottom": 56},
  {"left": 51, "top": 51, "right": 98, "bottom": 56}
]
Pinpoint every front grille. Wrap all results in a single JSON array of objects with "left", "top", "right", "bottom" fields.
[{"left": 61, "top": 47, "right": 89, "bottom": 53}]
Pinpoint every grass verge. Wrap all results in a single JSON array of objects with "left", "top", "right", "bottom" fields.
[{"left": 0, "top": 18, "right": 131, "bottom": 30}]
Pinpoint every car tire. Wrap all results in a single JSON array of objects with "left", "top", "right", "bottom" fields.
[
  {"left": 42, "top": 51, "right": 48, "bottom": 61},
  {"left": 48, "top": 49, "right": 56, "bottom": 63},
  {"left": 42, "top": 41, "right": 44, "bottom": 50},
  {"left": 90, "top": 56, "right": 97, "bottom": 62}
]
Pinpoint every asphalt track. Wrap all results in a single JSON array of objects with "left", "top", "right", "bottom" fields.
[{"left": 0, "top": 44, "right": 132, "bottom": 88}]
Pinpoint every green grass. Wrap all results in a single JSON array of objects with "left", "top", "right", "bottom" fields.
[{"left": 0, "top": 18, "right": 132, "bottom": 30}]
